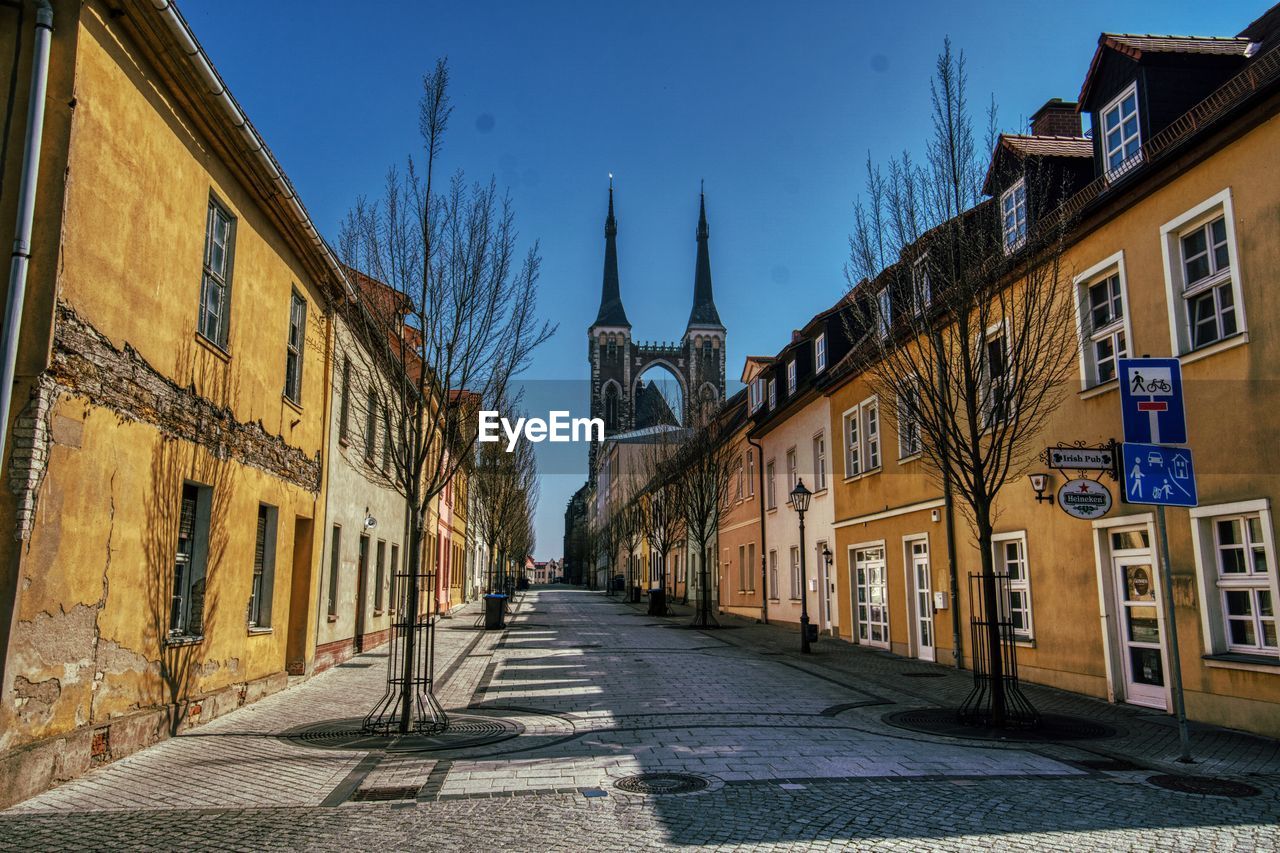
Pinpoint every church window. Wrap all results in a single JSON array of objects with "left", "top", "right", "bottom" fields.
[{"left": 604, "top": 384, "right": 620, "bottom": 432}]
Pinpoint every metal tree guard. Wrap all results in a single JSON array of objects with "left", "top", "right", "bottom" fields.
[
  {"left": 363, "top": 559, "right": 448, "bottom": 735},
  {"left": 959, "top": 571, "right": 1039, "bottom": 728}
]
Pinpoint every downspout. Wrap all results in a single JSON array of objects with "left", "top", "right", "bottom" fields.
[
  {"left": 0, "top": 0, "right": 53, "bottom": 479},
  {"left": 748, "top": 432, "right": 767, "bottom": 624}
]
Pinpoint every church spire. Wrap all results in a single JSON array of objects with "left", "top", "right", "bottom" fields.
[
  {"left": 593, "top": 177, "right": 630, "bottom": 328},
  {"left": 687, "top": 185, "right": 723, "bottom": 328}
]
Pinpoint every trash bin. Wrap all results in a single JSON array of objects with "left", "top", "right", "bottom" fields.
[
  {"left": 647, "top": 588, "right": 666, "bottom": 616},
  {"left": 484, "top": 594, "right": 507, "bottom": 630},
  {"left": 630, "top": 586, "right": 641, "bottom": 603}
]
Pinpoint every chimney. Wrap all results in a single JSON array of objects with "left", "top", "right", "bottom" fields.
[{"left": 1030, "top": 98, "right": 1082, "bottom": 137}]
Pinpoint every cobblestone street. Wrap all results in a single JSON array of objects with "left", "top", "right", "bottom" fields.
[{"left": 2, "top": 587, "right": 1278, "bottom": 851}]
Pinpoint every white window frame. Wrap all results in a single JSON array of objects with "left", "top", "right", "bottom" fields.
[
  {"left": 766, "top": 459, "right": 777, "bottom": 510},
  {"left": 1000, "top": 177, "right": 1027, "bottom": 253},
  {"left": 896, "top": 376, "right": 923, "bottom": 461},
  {"left": 789, "top": 545, "right": 802, "bottom": 600},
  {"left": 767, "top": 378, "right": 777, "bottom": 410},
  {"left": 815, "top": 333, "right": 827, "bottom": 373},
  {"left": 877, "top": 289, "right": 892, "bottom": 339},
  {"left": 785, "top": 447, "right": 798, "bottom": 493},
  {"left": 787, "top": 359, "right": 797, "bottom": 395},
  {"left": 749, "top": 377, "right": 763, "bottom": 412},
  {"left": 812, "top": 431, "right": 827, "bottom": 492},
  {"left": 1190, "top": 499, "right": 1280, "bottom": 661},
  {"left": 1160, "top": 189, "right": 1246, "bottom": 358},
  {"left": 745, "top": 449, "right": 755, "bottom": 496},
  {"left": 842, "top": 396, "right": 880, "bottom": 479},
  {"left": 911, "top": 253, "right": 931, "bottom": 312},
  {"left": 1072, "top": 251, "right": 1133, "bottom": 390},
  {"left": 992, "top": 530, "right": 1034, "bottom": 641},
  {"left": 768, "top": 549, "right": 779, "bottom": 599},
  {"left": 980, "top": 325, "right": 1010, "bottom": 428},
  {"left": 1101, "top": 82, "right": 1142, "bottom": 177}
]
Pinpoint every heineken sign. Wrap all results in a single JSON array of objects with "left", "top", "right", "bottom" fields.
[{"left": 1057, "top": 478, "right": 1113, "bottom": 520}]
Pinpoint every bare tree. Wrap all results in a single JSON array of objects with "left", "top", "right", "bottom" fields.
[
  {"left": 846, "top": 40, "right": 1078, "bottom": 726},
  {"left": 638, "top": 431, "right": 686, "bottom": 616},
  {"left": 616, "top": 498, "right": 645, "bottom": 602},
  {"left": 673, "top": 407, "right": 738, "bottom": 627},
  {"left": 339, "top": 58, "right": 554, "bottom": 734}
]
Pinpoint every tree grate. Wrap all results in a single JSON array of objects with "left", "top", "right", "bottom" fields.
[
  {"left": 281, "top": 714, "right": 522, "bottom": 753},
  {"left": 350, "top": 786, "right": 420, "bottom": 802},
  {"left": 1147, "top": 774, "right": 1261, "bottom": 798},
  {"left": 614, "top": 773, "right": 709, "bottom": 795}
]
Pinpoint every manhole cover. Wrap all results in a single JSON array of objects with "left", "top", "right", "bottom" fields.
[
  {"left": 282, "top": 713, "right": 523, "bottom": 753},
  {"left": 615, "top": 773, "right": 709, "bottom": 795},
  {"left": 1147, "top": 774, "right": 1260, "bottom": 798},
  {"left": 351, "top": 786, "right": 419, "bottom": 802},
  {"left": 901, "top": 672, "right": 946, "bottom": 678},
  {"left": 882, "top": 708, "right": 1117, "bottom": 742}
]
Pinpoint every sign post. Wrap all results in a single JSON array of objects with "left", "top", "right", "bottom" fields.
[{"left": 1118, "top": 357, "right": 1194, "bottom": 763}]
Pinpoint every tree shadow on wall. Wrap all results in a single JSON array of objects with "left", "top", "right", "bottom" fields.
[{"left": 142, "top": 334, "right": 240, "bottom": 736}]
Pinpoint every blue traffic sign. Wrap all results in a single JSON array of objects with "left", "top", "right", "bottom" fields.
[
  {"left": 1122, "top": 443, "right": 1197, "bottom": 507},
  {"left": 1118, "top": 357, "right": 1186, "bottom": 445}
]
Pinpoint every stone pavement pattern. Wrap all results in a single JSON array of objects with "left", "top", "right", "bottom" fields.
[{"left": 1, "top": 588, "right": 1278, "bottom": 851}]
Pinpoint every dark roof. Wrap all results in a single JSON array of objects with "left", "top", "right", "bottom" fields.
[
  {"left": 1239, "top": 3, "right": 1280, "bottom": 41},
  {"left": 1080, "top": 34, "right": 1255, "bottom": 107},
  {"left": 687, "top": 193, "right": 724, "bottom": 328},
  {"left": 594, "top": 185, "right": 630, "bottom": 327}
]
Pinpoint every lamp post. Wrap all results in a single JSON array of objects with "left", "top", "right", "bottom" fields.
[{"left": 788, "top": 479, "right": 813, "bottom": 654}]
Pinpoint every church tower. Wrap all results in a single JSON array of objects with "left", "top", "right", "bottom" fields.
[
  {"left": 586, "top": 183, "right": 728, "bottom": 478},
  {"left": 587, "top": 179, "right": 631, "bottom": 476},
  {"left": 682, "top": 188, "right": 726, "bottom": 424}
]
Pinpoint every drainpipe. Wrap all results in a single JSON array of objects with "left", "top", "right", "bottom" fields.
[
  {"left": 0, "top": 0, "right": 53, "bottom": 480},
  {"left": 748, "top": 433, "right": 767, "bottom": 624}
]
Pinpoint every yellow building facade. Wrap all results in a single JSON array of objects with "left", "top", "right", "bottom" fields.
[
  {"left": 824, "top": 29, "right": 1280, "bottom": 737},
  {"left": 0, "top": 1, "right": 350, "bottom": 805}
]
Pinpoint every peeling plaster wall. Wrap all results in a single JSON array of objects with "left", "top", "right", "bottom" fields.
[{"left": 0, "top": 0, "right": 334, "bottom": 774}]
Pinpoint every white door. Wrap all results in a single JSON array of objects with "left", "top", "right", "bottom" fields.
[
  {"left": 854, "top": 546, "right": 889, "bottom": 648},
  {"left": 1113, "top": 554, "right": 1168, "bottom": 709},
  {"left": 910, "top": 539, "right": 935, "bottom": 662}
]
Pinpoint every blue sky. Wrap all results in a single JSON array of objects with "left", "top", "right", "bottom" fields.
[{"left": 184, "top": 0, "right": 1261, "bottom": 558}]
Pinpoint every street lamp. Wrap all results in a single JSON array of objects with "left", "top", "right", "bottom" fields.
[{"left": 788, "top": 479, "right": 814, "bottom": 654}]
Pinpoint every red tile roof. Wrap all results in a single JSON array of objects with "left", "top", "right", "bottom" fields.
[
  {"left": 1000, "top": 135, "right": 1093, "bottom": 159},
  {"left": 1079, "top": 34, "right": 1255, "bottom": 108}
]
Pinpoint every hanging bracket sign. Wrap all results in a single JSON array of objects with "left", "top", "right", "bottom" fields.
[
  {"left": 1057, "top": 478, "right": 1113, "bottom": 520},
  {"left": 1047, "top": 446, "right": 1115, "bottom": 472}
]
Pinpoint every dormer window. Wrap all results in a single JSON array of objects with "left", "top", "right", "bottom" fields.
[
  {"left": 1102, "top": 83, "right": 1141, "bottom": 175},
  {"left": 767, "top": 378, "right": 777, "bottom": 410},
  {"left": 1000, "top": 178, "right": 1027, "bottom": 252},
  {"left": 877, "top": 289, "right": 892, "bottom": 339},
  {"left": 814, "top": 333, "right": 827, "bottom": 372},
  {"left": 749, "top": 377, "right": 764, "bottom": 412},
  {"left": 911, "top": 254, "right": 931, "bottom": 313},
  {"left": 786, "top": 360, "right": 797, "bottom": 395}
]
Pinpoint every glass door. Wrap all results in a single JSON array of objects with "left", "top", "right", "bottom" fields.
[
  {"left": 854, "top": 546, "right": 889, "bottom": 648},
  {"left": 1113, "top": 554, "right": 1167, "bottom": 709}
]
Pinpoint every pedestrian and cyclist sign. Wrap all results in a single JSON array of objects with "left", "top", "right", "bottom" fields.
[{"left": 1118, "top": 357, "right": 1186, "bottom": 444}]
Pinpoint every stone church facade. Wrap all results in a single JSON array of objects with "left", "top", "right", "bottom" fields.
[{"left": 586, "top": 184, "right": 727, "bottom": 477}]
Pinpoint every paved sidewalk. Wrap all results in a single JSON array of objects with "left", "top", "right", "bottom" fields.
[
  {"left": 1, "top": 587, "right": 1277, "bottom": 852},
  {"left": 642, "top": 595, "right": 1280, "bottom": 778}
]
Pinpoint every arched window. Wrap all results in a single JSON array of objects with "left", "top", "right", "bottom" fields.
[{"left": 604, "top": 384, "right": 620, "bottom": 432}]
